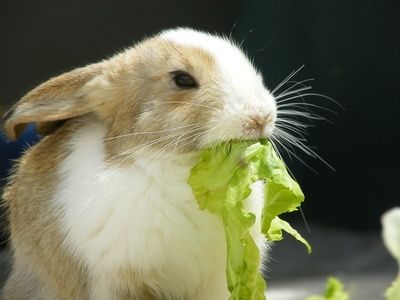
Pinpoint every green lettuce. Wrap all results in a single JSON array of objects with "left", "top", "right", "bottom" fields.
[
  {"left": 305, "top": 277, "right": 349, "bottom": 300},
  {"left": 188, "top": 140, "right": 310, "bottom": 300},
  {"left": 386, "top": 277, "right": 400, "bottom": 300}
]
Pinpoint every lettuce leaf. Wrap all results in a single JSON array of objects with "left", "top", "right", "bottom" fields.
[
  {"left": 188, "top": 140, "right": 310, "bottom": 300},
  {"left": 268, "top": 217, "right": 311, "bottom": 253},
  {"left": 386, "top": 277, "right": 400, "bottom": 300},
  {"left": 305, "top": 277, "right": 349, "bottom": 300}
]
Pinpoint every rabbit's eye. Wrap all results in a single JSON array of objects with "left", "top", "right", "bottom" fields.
[{"left": 171, "top": 71, "right": 198, "bottom": 89}]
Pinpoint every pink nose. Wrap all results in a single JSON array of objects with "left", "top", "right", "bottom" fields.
[
  {"left": 244, "top": 112, "right": 275, "bottom": 135},
  {"left": 251, "top": 112, "right": 274, "bottom": 128}
]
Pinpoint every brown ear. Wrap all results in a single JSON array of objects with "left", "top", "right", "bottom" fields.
[{"left": 2, "top": 63, "right": 104, "bottom": 140}]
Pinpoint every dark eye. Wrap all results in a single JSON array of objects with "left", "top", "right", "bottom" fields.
[{"left": 171, "top": 71, "right": 198, "bottom": 89}]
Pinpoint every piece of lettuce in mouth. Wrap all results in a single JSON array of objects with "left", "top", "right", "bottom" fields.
[{"left": 188, "top": 139, "right": 311, "bottom": 300}]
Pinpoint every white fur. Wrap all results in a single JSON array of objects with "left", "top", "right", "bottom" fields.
[
  {"left": 55, "top": 120, "right": 265, "bottom": 299},
  {"left": 162, "top": 28, "right": 277, "bottom": 143},
  {"left": 54, "top": 29, "right": 270, "bottom": 299}
]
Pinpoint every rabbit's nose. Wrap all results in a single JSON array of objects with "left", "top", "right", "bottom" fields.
[
  {"left": 243, "top": 112, "right": 275, "bottom": 136},
  {"left": 251, "top": 112, "right": 275, "bottom": 128}
]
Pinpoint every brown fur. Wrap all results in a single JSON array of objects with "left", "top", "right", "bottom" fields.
[
  {"left": 113, "top": 268, "right": 160, "bottom": 300},
  {"left": 2, "top": 34, "right": 223, "bottom": 299},
  {"left": 3, "top": 63, "right": 103, "bottom": 140},
  {"left": 100, "top": 38, "right": 222, "bottom": 164},
  {"left": 3, "top": 121, "right": 89, "bottom": 299}
]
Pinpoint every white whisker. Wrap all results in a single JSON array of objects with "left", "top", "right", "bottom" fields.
[
  {"left": 149, "top": 101, "right": 218, "bottom": 112},
  {"left": 104, "top": 123, "right": 204, "bottom": 141},
  {"left": 277, "top": 102, "right": 339, "bottom": 115},
  {"left": 274, "top": 128, "right": 335, "bottom": 171},
  {"left": 276, "top": 118, "right": 312, "bottom": 128},
  {"left": 277, "top": 109, "right": 331, "bottom": 122},
  {"left": 270, "top": 136, "right": 299, "bottom": 180},
  {"left": 270, "top": 134, "right": 295, "bottom": 163},
  {"left": 276, "top": 85, "right": 313, "bottom": 100},
  {"left": 272, "top": 132, "right": 318, "bottom": 174},
  {"left": 276, "top": 92, "right": 344, "bottom": 109},
  {"left": 276, "top": 123, "right": 308, "bottom": 137},
  {"left": 164, "top": 132, "right": 204, "bottom": 160},
  {"left": 105, "top": 131, "right": 185, "bottom": 164},
  {"left": 150, "top": 127, "right": 203, "bottom": 160},
  {"left": 271, "top": 65, "right": 305, "bottom": 95},
  {"left": 279, "top": 78, "right": 315, "bottom": 95}
]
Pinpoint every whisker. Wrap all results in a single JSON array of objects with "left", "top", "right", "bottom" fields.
[
  {"left": 284, "top": 78, "right": 315, "bottom": 91},
  {"left": 273, "top": 133, "right": 318, "bottom": 174},
  {"left": 276, "top": 118, "right": 312, "bottom": 128},
  {"left": 145, "top": 99, "right": 219, "bottom": 111},
  {"left": 276, "top": 123, "right": 308, "bottom": 137},
  {"left": 277, "top": 110, "right": 332, "bottom": 122},
  {"left": 105, "top": 131, "right": 186, "bottom": 164},
  {"left": 274, "top": 128, "right": 335, "bottom": 171},
  {"left": 276, "top": 92, "right": 344, "bottom": 110},
  {"left": 270, "top": 136, "right": 303, "bottom": 180},
  {"left": 104, "top": 123, "right": 204, "bottom": 141},
  {"left": 239, "top": 4, "right": 283, "bottom": 48},
  {"left": 272, "top": 66, "right": 340, "bottom": 176},
  {"left": 229, "top": 17, "right": 240, "bottom": 42},
  {"left": 276, "top": 131, "right": 308, "bottom": 143},
  {"left": 277, "top": 102, "right": 339, "bottom": 115},
  {"left": 162, "top": 101, "right": 219, "bottom": 112},
  {"left": 251, "top": 32, "right": 279, "bottom": 54},
  {"left": 125, "top": 100, "right": 218, "bottom": 127},
  {"left": 163, "top": 132, "right": 205, "bottom": 160},
  {"left": 270, "top": 136, "right": 311, "bottom": 232},
  {"left": 271, "top": 65, "right": 305, "bottom": 95},
  {"left": 272, "top": 134, "right": 301, "bottom": 166},
  {"left": 270, "top": 135, "right": 293, "bottom": 163},
  {"left": 275, "top": 129, "right": 313, "bottom": 154},
  {"left": 276, "top": 84, "right": 313, "bottom": 100},
  {"left": 150, "top": 127, "right": 204, "bottom": 160},
  {"left": 196, "top": 122, "right": 227, "bottom": 149}
]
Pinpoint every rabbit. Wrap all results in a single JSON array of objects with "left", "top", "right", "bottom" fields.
[{"left": 1, "top": 28, "right": 277, "bottom": 300}]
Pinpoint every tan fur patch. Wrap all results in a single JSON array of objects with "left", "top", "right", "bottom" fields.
[
  {"left": 2, "top": 120, "right": 90, "bottom": 299},
  {"left": 3, "top": 63, "right": 103, "bottom": 140},
  {"left": 113, "top": 267, "right": 161, "bottom": 300},
  {"left": 101, "top": 38, "right": 223, "bottom": 164}
]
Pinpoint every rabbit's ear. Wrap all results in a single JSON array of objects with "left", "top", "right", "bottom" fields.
[{"left": 3, "top": 63, "right": 105, "bottom": 140}]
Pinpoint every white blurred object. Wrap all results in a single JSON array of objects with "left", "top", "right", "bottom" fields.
[
  {"left": 382, "top": 207, "right": 400, "bottom": 267},
  {"left": 266, "top": 288, "right": 310, "bottom": 300},
  {"left": 382, "top": 208, "right": 400, "bottom": 299}
]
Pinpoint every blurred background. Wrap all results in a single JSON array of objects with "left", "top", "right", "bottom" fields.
[{"left": 1, "top": 0, "right": 399, "bottom": 299}]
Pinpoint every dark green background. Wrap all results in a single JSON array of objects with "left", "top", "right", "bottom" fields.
[{"left": 1, "top": 0, "right": 399, "bottom": 237}]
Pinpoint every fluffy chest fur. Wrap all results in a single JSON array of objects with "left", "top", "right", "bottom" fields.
[
  {"left": 53, "top": 122, "right": 228, "bottom": 299},
  {"left": 53, "top": 122, "right": 265, "bottom": 299}
]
